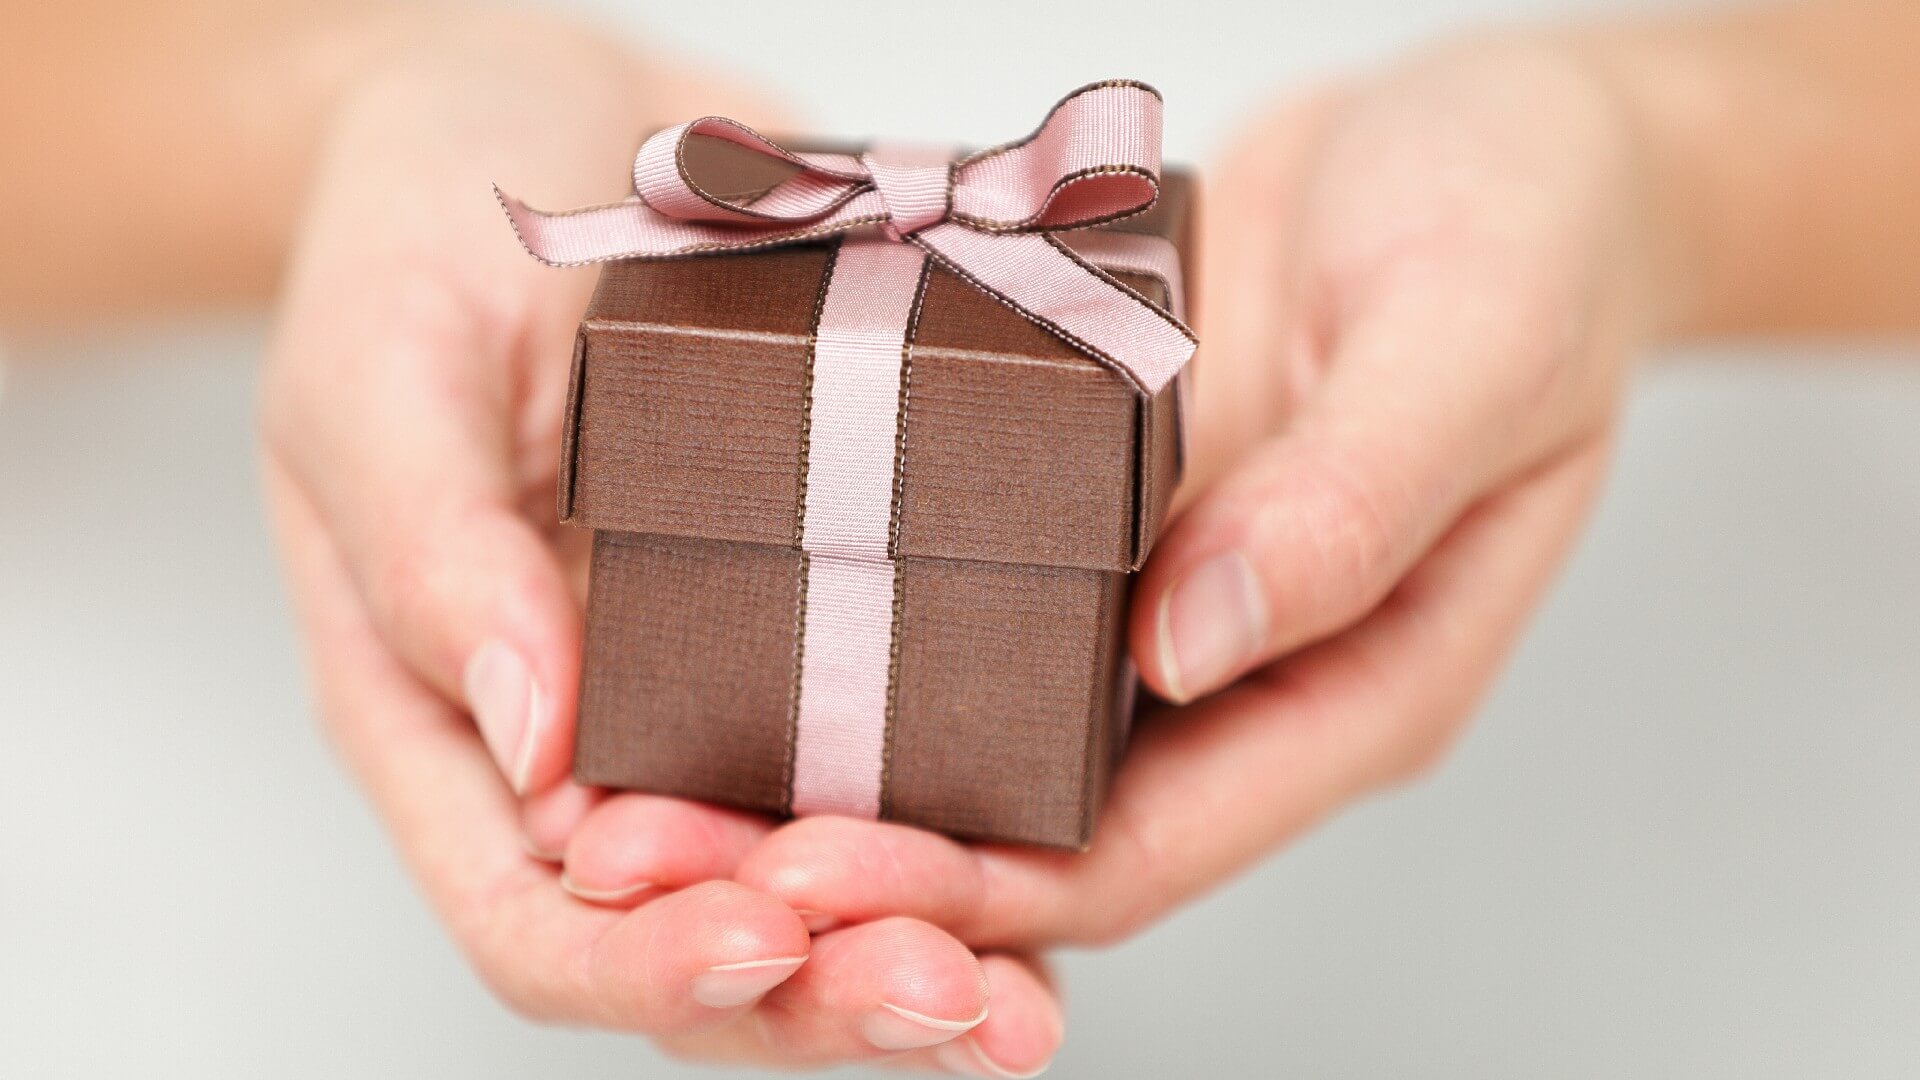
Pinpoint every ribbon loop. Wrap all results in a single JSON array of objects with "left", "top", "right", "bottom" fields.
[
  {"left": 499, "top": 79, "right": 1195, "bottom": 395},
  {"left": 950, "top": 80, "right": 1164, "bottom": 231},
  {"left": 634, "top": 118, "right": 866, "bottom": 223}
]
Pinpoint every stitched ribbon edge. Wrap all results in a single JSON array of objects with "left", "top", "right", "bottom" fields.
[{"left": 496, "top": 79, "right": 1197, "bottom": 397}]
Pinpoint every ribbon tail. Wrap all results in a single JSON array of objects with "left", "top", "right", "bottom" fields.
[
  {"left": 1066, "top": 229, "right": 1193, "bottom": 477},
  {"left": 496, "top": 190, "right": 658, "bottom": 267},
  {"left": 912, "top": 223, "right": 1195, "bottom": 396},
  {"left": 1059, "top": 231, "right": 1187, "bottom": 323}
]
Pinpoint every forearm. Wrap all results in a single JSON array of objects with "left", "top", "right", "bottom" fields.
[
  {"left": 0, "top": 1, "right": 650, "bottom": 326},
  {"left": 1578, "top": 1, "right": 1920, "bottom": 340}
]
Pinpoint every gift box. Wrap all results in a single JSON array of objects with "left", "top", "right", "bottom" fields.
[{"left": 504, "top": 82, "right": 1196, "bottom": 848}]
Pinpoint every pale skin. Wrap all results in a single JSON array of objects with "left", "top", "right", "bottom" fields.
[{"left": 8, "top": 0, "right": 1920, "bottom": 1073}]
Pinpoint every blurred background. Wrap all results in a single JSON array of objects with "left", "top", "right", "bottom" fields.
[{"left": 4, "top": 0, "right": 1918, "bottom": 1075}]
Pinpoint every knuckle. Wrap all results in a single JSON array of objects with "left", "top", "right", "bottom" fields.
[
  {"left": 377, "top": 271, "right": 505, "bottom": 362},
  {"left": 1271, "top": 447, "right": 1409, "bottom": 628},
  {"left": 362, "top": 530, "right": 471, "bottom": 679}
]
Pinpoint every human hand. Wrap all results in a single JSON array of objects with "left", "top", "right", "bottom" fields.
[
  {"left": 560, "top": 35, "right": 1650, "bottom": 955},
  {"left": 261, "top": 14, "right": 1062, "bottom": 1072}
]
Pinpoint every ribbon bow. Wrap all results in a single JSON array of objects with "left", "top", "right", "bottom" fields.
[{"left": 498, "top": 80, "right": 1194, "bottom": 395}]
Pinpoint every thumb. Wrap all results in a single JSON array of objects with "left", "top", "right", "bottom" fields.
[
  {"left": 264, "top": 272, "right": 586, "bottom": 796},
  {"left": 1134, "top": 282, "right": 1550, "bottom": 703}
]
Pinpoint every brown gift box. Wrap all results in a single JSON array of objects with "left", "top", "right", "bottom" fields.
[{"left": 561, "top": 168, "right": 1194, "bottom": 849}]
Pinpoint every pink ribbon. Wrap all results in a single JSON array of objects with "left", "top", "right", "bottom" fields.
[
  {"left": 505, "top": 82, "right": 1192, "bottom": 822},
  {"left": 498, "top": 79, "right": 1195, "bottom": 396}
]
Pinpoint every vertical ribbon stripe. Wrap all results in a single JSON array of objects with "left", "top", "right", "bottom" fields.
[{"left": 788, "top": 237, "right": 930, "bottom": 819}]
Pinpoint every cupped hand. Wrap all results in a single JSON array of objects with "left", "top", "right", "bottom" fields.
[
  {"left": 562, "top": 35, "right": 1656, "bottom": 953},
  {"left": 261, "top": 15, "right": 1060, "bottom": 1073}
]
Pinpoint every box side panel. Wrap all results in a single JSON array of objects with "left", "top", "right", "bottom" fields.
[
  {"left": 1130, "top": 382, "right": 1181, "bottom": 568},
  {"left": 900, "top": 276, "right": 1139, "bottom": 570},
  {"left": 584, "top": 245, "right": 832, "bottom": 337},
  {"left": 570, "top": 323, "right": 808, "bottom": 547},
  {"left": 575, "top": 532, "right": 801, "bottom": 814},
  {"left": 1077, "top": 571, "right": 1132, "bottom": 845},
  {"left": 558, "top": 329, "right": 588, "bottom": 523},
  {"left": 887, "top": 555, "right": 1124, "bottom": 848}
]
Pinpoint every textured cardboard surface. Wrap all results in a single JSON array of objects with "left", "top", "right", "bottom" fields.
[
  {"left": 887, "top": 555, "right": 1129, "bottom": 846},
  {"left": 567, "top": 168, "right": 1193, "bottom": 847},
  {"left": 576, "top": 531, "right": 1127, "bottom": 848},
  {"left": 577, "top": 533, "right": 800, "bottom": 814}
]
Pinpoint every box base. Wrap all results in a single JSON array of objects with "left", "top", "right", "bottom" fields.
[{"left": 575, "top": 530, "right": 1134, "bottom": 849}]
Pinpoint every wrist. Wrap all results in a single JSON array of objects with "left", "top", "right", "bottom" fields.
[
  {"left": 1565, "top": 5, "right": 1920, "bottom": 340},
  {"left": 1359, "top": 29, "right": 1689, "bottom": 357},
  {"left": 1531, "top": 25, "right": 1707, "bottom": 349}
]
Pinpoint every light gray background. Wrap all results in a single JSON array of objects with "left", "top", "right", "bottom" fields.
[{"left": 4, "top": 1, "right": 1918, "bottom": 1076}]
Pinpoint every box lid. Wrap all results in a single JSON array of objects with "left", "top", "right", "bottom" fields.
[{"left": 559, "top": 171, "right": 1193, "bottom": 573}]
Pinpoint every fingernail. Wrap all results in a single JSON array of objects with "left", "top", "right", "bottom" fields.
[
  {"left": 463, "top": 640, "right": 546, "bottom": 795},
  {"left": 793, "top": 909, "right": 841, "bottom": 934},
  {"left": 862, "top": 1002, "right": 988, "bottom": 1051},
  {"left": 559, "top": 872, "right": 655, "bottom": 904},
  {"left": 936, "top": 1036, "right": 1050, "bottom": 1078},
  {"left": 690, "top": 956, "right": 807, "bottom": 1009},
  {"left": 1156, "top": 550, "right": 1267, "bottom": 703}
]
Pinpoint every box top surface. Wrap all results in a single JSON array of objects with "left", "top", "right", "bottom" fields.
[{"left": 560, "top": 171, "right": 1193, "bottom": 572}]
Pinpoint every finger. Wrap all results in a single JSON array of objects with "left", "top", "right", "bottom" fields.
[
  {"left": 904, "top": 953, "right": 1064, "bottom": 1079},
  {"left": 560, "top": 793, "right": 775, "bottom": 906},
  {"left": 265, "top": 462, "right": 810, "bottom": 1030},
  {"left": 733, "top": 817, "right": 984, "bottom": 937},
  {"left": 1135, "top": 276, "right": 1586, "bottom": 704},
  {"left": 263, "top": 185, "right": 593, "bottom": 795},
  {"left": 749, "top": 917, "right": 990, "bottom": 1065},
  {"left": 997, "top": 440, "right": 1609, "bottom": 948},
  {"left": 520, "top": 780, "right": 603, "bottom": 863}
]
